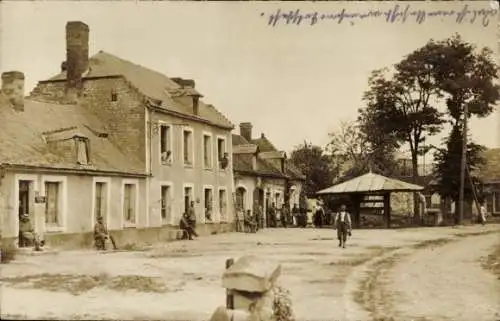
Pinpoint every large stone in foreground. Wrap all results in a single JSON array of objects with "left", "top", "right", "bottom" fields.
[{"left": 222, "top": 255, "right": 281, "bottom": 293}]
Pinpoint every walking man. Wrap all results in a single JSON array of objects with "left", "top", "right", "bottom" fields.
[{"left": 334, "top": 204, "right": 352, "bottom": 248}]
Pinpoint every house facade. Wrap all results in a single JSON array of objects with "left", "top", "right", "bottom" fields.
[
  {"left": 232, "top": 122, "right": 305, "bottom": 226},
  {"left": 1, "top": 21, "right": 235, "bottom": 248}
]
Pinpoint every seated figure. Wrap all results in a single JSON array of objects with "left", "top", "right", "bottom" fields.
[
  {"left": 19, "top": 213, "right": 43, "bottom": 251},
  {"left": 94, "top": 216, "right": 117, "bottom": 250}
]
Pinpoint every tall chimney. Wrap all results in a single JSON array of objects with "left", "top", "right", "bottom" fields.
[
  {"left": 2, "top": 71, "right": 25, "bottom": 112},
  {"left": 240, "top": 122, "right": 253, "bottom": 142},
  {"left": 65, "top": 21, "right": 89, "bottom": 102}
]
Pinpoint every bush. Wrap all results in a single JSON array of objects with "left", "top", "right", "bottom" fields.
[{"left": 1, "top": 242, "right": 17, "bottom": 264}]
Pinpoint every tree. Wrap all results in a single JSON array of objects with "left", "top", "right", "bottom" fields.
[
  {"left": 361, "top": 48, "right": 446, "bottom": 223},
  {"left": 290, "top": 142, "right": 336, "bottom": 197},
  {"left": 428, "top": 34, "right": 500, "bottom": 223},
  {"left": 326, "top": 119, "right": 400, "bottom": 182}
]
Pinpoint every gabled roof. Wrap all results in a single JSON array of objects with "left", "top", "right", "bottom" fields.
[
  {"left": 45, "top": 51, "right": 233, "bottom": 129},
  {"left": 232, "top": 134, "right": 250, "bottom": 146},
  {"left": 233, "top": 154, "right": 286, "bottom": 178},
  {"left": 259, "top": 151, "right": 286, "bottom": 159},
  {"left": 317, "top": 171, "right": 424, "bottom": 195},
  {"left": 233, "top": 144, "right": 259, "bottom": 154},
  {"left": 251, "top": 135, "right": 278, "bottom": 152},
  {"left": 0, "top": 96, "right": 145, "bottom": 175}
]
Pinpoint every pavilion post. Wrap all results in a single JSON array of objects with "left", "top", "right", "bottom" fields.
[{"left": 383, "top": 192, "right": 391, "bottom": 228}]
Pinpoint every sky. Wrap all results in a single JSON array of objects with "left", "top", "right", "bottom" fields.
[{"left": 1, "top": 1, "right": 499, "bottom": 161}]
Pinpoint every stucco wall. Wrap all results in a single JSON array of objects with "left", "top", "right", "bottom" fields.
[
  {"left": 147, "top": 110, "right": 235, "bottom": 227},
  {"left": 1, "top": 170, "right": 147, "bottom": 239}
]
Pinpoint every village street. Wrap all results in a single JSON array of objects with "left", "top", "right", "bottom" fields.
[{"left": 2, "top": 225, "right": 500, "bottom": 321}]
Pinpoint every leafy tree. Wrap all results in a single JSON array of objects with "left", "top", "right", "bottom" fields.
[
  {"left": 326, "top": 119, "right": 400, "bottom": 183},
  {"left": 290, "top": 142, "right": 335, "bottom": 197},
  {"left": 360, "top": 47, "right": 446, "bottom": 223},
  {"left": 428, "top": 34, "right": 500, "bottom": 222}
]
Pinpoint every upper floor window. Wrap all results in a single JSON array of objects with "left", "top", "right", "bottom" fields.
[
  {"left": 217, "top": 137, "right": 228, "bottom": 170},
  {"left": 160, "top": 124, "right": 172, "bottom": 164},
  {"left": 111, "top": 89, "right": 118, "bottom": 102},
  {"left": 203, "top": 133, "right": 213, "bottom": 169},
  {"left": 183, "top": 128, "right": 194, "bottom": 166}
]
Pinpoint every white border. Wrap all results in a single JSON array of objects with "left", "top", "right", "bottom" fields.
[
  {"left": 202, "top": 131, "right": 214, "bottom": 170},
  {"left": 216, "top": 134, "right": 228, "bottom": 173},
  {"left": 217, "top": 186, "right": 229, "bottom": 222},
  {"left": 90, "top": 177, "right": 112, "bottom": 229},
  {"left": 13, "top": 174, "right": 39, "bottom": 239},
  {"left": 182, "top": 126, "right": 195, "bottom": 168},
  {"left": 158, "top": 121, "right": 174, "bottom": 165},
  {"left": 121, "top": 179, "right": 139, "bottom": 228},
  {"left": 41, "top": 175, "right": 68, "bottom": 233},
  {"left": 159, "top": 181, "right": 174, "bottom": 225}
]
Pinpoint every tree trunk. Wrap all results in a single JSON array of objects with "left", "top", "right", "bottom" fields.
[{"left": 411, "top": 152, "right": 420, "bottom": 225}]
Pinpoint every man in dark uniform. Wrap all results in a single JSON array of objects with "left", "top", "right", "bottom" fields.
[
  {"left": 180, "top": 213, "right": 195, "bottom": 240},
  {"left": 94, "top": 216, "right": 117, "bottom": 250},
  {"left": 19, "top": 213, "right": 43, "bottom": 251},
  {"left": 268, "top": 203, "right": 277, "bottom": 228},
  {"left": 280, "top": 204, "right": 289, "bottom": 228}
]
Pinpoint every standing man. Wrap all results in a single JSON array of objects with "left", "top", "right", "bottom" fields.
[
  {"left": 292, "top": 204, "right": 299, "bottom": 227},
  {"left": 480, "top": 203, "right": 487, "bottom": 225},
  {"left": 281, "top": 204, "right": 289, "bottom": 228},
  {"left": 180, "top": 213, "right": 195, "bottom": 240},
  {"left": 188, "top": 201, "right": 199, "bottom": 237},
  {"left": 334, "top": 204, "right": 352, "bottom": 248},
  {"left": 268, "top": 203, "right": 277, "bottom": 228}
]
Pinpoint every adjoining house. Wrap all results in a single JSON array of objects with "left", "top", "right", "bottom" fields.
[
  {"left": 1, "top": 21, "right": 235, "bottom": 249},
  {"left": 232, "top": 122, "right": 305, "bottom": 227},
  {"left": 475, "top": 148, "right": 500, "bottom": 216}
]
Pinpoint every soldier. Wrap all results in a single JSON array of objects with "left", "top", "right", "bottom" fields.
[
  {"left": 180, "top": 213, "right": 195, "bottom": 240},
  {"left": 187, "top": 201, "right": 199, "bottom": 237},
  {"left": 19, "top": 213, "right": 42, "bottom": 251},
  {"left": 292, "top": 203, "right": 299, "bottom": 227},
  {"left": 268, "top": 203, "right": 277, "bottom": 228},
  {"left": 334, "top": 204, "right": 352, "bottom": 248},
  {"left": 281, "top": 204, "right": 289, "bottom": 228},
  {"left": 94, "top": 216, "right": 117, "bottom": 250}
]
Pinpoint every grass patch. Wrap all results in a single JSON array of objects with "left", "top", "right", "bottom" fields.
[
  {"left": 1, "top": 272, "right": 170, "bottom": 295},
  {"left": 411, "top": 238, "right": 452, "bottom": 249},
  {"left": 1, "top": 242, "right": 18, "bottom": 264}
]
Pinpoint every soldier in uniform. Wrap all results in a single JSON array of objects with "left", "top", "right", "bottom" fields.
[
  {"left": 19, "top": 213, "right": 43, "bottom": 251},
  {"left": 281, "top": 204, "right": 289, "bottom": 228},
  {"left": 94, "top": 216, "right": 117, "bottom": 250},
  {"left": 180, "top": 213, "right": 195, "bottom": 240},
  {"left": 187, "top": 201, "right": 199, "bottom": 237}
]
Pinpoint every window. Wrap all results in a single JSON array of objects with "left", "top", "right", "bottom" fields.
[
  {"left": 160, "top": 125, "right": 172, "bottom": 164},
  {"left": 486, "top": 194, "right": 494, "bottom": 213},
  {"left": 123, "top": 183, "right": 137, "bottom": 225},
  {"left": 45, "top": 182, "right": 60, "bottom": 225},
  {"left": 219, "top": 189, "right": 227, "bottom": 221},
  {"left": 94, "top": 182, "right": 108, "bottom": 221},
  {"left": 161, "top": 185, "right": 172, "bottom": 224},
  {"left": 203, "top": 134, "right": 213, "bottom": 169},
  {"left": 184, "top": 186, "right": 193, "bottom": 215},
  {"left": 495, "top": 192, "right": 500, "bottom": 213},
  {"left": 75, "top": 137, "right": 89, "bottom": 165},
  {"left": 183, "top": 129, "right": 194, "bottom": 166},
  {"left": 217, "top": 137, "right": 225, "bottom": 161},
  {"left": 111, "top": 90, "right": 118, "bottom": 102},
  {"left": 204, "top": 187, "right": 213, "bottom": 221},
  {"left": 18, "top": 180, "right": 31, "bottom": 217},
  {"left": 236, "top": 187, "right": 246, "bottom": 211}
]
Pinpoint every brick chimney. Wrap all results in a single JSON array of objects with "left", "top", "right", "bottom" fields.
[
  {"left": 2, "top": 71, "right": 25, "bottom": 112},
  {"left": 240, "top": 122, "right": 253, "bottom": 142},
  {"left": 65, "top": 21, "right": 89, "bottom": 102}
]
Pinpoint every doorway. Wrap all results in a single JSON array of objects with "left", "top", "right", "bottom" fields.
[{"left": 18, "top": 180, "right": 34, "bottom": 248}]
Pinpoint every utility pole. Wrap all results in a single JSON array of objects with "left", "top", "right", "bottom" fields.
[{"left": 457, "top": 103, "right": 468, "bottom": 225}]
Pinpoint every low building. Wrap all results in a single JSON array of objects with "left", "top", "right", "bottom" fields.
[{"left": 232, "top": 122, "right": 305, "bottom": 226}]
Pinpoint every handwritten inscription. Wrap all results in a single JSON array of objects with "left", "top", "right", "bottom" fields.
[{"left": 260, "top": 4, "right": 498, "bottom": 27}]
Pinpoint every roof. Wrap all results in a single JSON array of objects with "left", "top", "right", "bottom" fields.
[
  {"left": 232, "top": 134, "right": 250, "bottom": 146},
  {"left": 232, "top": 154, "right": 286, "bottom": 178},
  {"left": 317, "top": 171, "right": 424, "bottom": 195},
  {"left": 260, "top": 151, "right": 286, "bottom": 159},
  {"left": 0, "top": 96, "right": 146, "bottom": 175},
  {"left": 45, "top": 51, "right": 233, "bottom": 129},
  {"left": 285, "top": 160, "right": 306, "bottom": 181},
  {"left": 251, "top": 135, "right": 278, "bottom": 152},
  {"left": 476, "top": 148, "right": 500, "bottom": 183},
  {"left": 233, "top": 144, "right": 259, "bottom": 154}
]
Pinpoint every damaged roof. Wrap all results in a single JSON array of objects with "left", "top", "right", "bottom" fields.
[
  {"left": 0, "top": 96, "right": 146, "bottom": 176},
  {"left": 46, "top": 51, "right": 233, "bottom": 129}
]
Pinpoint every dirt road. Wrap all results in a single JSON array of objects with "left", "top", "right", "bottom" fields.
[{"left": 1, "top": 225, "right": 499, "bottom": 321}]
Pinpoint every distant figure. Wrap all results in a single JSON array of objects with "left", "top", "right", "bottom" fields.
[
  {"left": 334, "top": 204, "right": 352, "bottom": 248},
  {"left": 281, "top": 204, "right": 289, "bottom": 228},
  {"left": 94, "top": 216, "right": 117, "bottom": 250},
  {"left": 268, "top": 203, "right": 277, "bottom": 228},
  {"left": 314, "top": 205, "right": 324, "bottom": 228},
  {"left": 187, "top": 201, "right": 199, "bottom": 237},
  {"left": 480, "top": 203, "right": 487, "bottom": 225},
  {"left": 244, "top": 209, "right": 257, "bottom": 233},
  {"left": 292, "top": 204, "right": 299, "bottom": 227},
  {"left": 180, "top": 213, "right": 195, "bottom": 240},
  {"left": 19, "top": 213, "right": 43, "bottom": 251}
]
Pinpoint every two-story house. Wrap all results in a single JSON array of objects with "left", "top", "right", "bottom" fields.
[
  {"left": 2, "top": 21, "right": 235, "bottom": 248},
  {"left": 232, "top": 122, "right": 305, "bottom": 227}
]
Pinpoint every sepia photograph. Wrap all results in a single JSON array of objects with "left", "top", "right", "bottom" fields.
[{"left": 0, "top": 1, "right": 499, "bottom": 320}]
